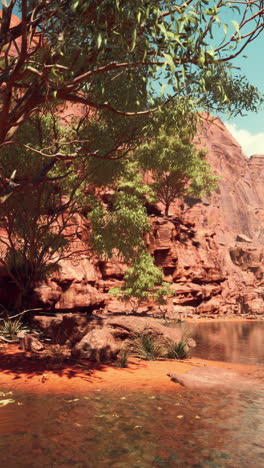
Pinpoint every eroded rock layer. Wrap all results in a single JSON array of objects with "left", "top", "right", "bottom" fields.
[{"left": 1, "top": 117, "right": 264, "bottom": 318}]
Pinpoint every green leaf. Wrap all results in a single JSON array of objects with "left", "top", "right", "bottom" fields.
[
  {"left": 97, "top": 33, "right": 102, "bottom": 49},
  {"left": 205, "top": 49, "right": 214, "bottom": 60},
  {"left": 158, "top": 23, "right": 168, "bottom": 38},
  {"left": 231, "top": 20, "right": 240, "bottom": 35},
  {"left": 160, "top": 83, "right": 167, "bottom": 98},
  {"left": 0, "top": 399, "right": 15, "bottom": 407},
  {"left": 131, "top": 28, "right": 137, "bottom": 51},
  {"left": 163, "top": 53, "right": 175, "bottom": 72},
  {"left": 214, "top": 15, "right": 220, "bottom": 24},
  {"left": 223, "top": 23, "right": 228, "bottom": 38},
  {"left": 72, "top": 1, "right": 80, "bottom": 11}
]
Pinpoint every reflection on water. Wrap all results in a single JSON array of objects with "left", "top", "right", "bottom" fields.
[
  {"left": 1, "top": 387, "right": 264, "bottom": 468},
  {"left": 1, "top": 321, "right": 264, "bottom": 467},
  {"left": 188, "top": 321, "right": 264, "bottom": 365}
]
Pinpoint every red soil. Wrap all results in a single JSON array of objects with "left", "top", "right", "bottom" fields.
[{"left": 0, "top": 342, "right": 263, "bottom": 395}]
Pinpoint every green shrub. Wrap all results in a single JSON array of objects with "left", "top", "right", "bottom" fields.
[
  {"left": 165, "top": 340, "right": 189, "bottom": 359},
  {"left": 131, "top": 332, "right": 166, "bottom": 361}
]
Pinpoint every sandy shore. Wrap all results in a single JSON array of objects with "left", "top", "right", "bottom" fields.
[
  {"left": 0, "top": 317, "right": 263, "bottom": 395},
  {"left": 0, "top": 343, "right": 263, "bottom": 395}
]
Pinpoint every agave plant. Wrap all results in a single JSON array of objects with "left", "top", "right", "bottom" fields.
[{"left": 0, "top": 318, "right": 28, "bottom": 343}]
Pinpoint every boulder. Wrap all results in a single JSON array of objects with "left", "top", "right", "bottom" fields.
[
  {"left": 105, "top": 316, "right": 196, "bottom": 350},
  {"left": 32, "top": 313, "right": 103, "bottom": 345},
  {"left": 71, "top": 328, "right": 119, "bottom": 361},
  {"left": 18, "top": 332, "right": 44, "bottom": 352},
  {"left": 69, "top": 315, "right": 196, "bottom": 361}
]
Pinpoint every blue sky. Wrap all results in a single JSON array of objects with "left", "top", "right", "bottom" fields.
[
  {"left": 193, "top": 3, "right": 264, "bottom": 156},
  {"left": 223, "top": 32, "right": 264, "bottom": 156}
]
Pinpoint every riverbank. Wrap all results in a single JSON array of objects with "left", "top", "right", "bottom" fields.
[
  {"left": 184, "top": 316, "right": 264, "bottom": 323},
  {"left": 0, "top": 342, "right": 263, "bottom": 395}
]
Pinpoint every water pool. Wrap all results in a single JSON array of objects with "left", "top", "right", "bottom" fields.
[{"left": 0, "top": 320, "right": 263, "bottom": 468}]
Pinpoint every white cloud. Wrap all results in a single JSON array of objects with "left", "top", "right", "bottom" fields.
[{"left": 225, "top": 122, "right": 264, "bottom": 157}]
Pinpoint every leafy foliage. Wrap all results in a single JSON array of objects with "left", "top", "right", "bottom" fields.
[
  {"left": 0, "top": 115, "right": 86, "bottom": 310},
  {"left": 128, "top": 328, "right": 191, "bottom": 360},
  {"left": 0, "top": 1, "right": 263, "bottom": 153},
  {"left": 165, "top": 331, "right": 191, "bottom": 359},
  {"left": 195, "top": 64, "right": 262, "bottom": 117},
  {"left": 116, "top": 348, "right": 130, "bottom": 368},
  {"left": 0, "top": 0, "right": 263, "bottom": 310},
  {"left": 138, "top": 101, "right": 218, "bottom": 216},
  {"left": 110, "top": 251, "right": 172, "bottom": 305},
  {"left": 88, "top": 187, "right": 150, "bottom": 262},
  {"left": 166, "top": 340, "right": 189, "bottom": 359}
]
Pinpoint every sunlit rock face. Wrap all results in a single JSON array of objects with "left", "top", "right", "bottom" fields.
[
  {"left": 247, "top": 154, "right": 264, "bottom": 239},
  {"left": 177, "top": 117, "right": 264, "bottom": 317},
  {"left": 1, "top": 114, "right": 264, "bottom": 317},
  {"left": 0, "top": 13, "right": 42, "bottom": 57},
  {"left": 183, "top": 117, "right": 264, "bottom": 244},
  {"left": 34, "top": 117, "right": 264, "bottom": 317}
]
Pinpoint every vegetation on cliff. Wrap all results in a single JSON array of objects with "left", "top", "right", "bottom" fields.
[{"left": 0, "top": 0, "right": 263, "bottom": 313}]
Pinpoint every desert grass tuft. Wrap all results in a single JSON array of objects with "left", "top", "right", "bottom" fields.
[
  {"left": 116, "top": 348, "right": 130, "bottom": 368},
  {"left": 0, "top": 318, "right": 28, "bottom": 342},
  {"left": 131, "top": 332, "right": 166, "bottom": 360}
]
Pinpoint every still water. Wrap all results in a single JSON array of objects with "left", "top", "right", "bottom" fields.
[
  {"left": 189, "top": 320, "right": 264, "bottom": 365},
  {"left": 0, "top": 321, "right": 264, "bottom": 468}
]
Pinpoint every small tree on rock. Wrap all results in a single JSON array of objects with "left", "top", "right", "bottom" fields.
[{"left": 139, "top": 102, "right": 218, "bottom": 216}]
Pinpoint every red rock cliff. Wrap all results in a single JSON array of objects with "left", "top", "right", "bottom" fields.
[{"left": 1, "top": 116, "right": 264, "bottom": 318}]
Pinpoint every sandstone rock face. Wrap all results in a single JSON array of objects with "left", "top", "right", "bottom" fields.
[
  {"left": 1, "top": 117, "right": 264, "bottom": 317},
  {"left": 190, "top": 117, "right": 264, "bottom": 244}
]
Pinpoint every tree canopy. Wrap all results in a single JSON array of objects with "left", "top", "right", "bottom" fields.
[
  {"left": 0, "top": 0, "right": 263, "bottom": 200},
  {"left": 0, "top": 0, "right": 263, "bottom": 309}
]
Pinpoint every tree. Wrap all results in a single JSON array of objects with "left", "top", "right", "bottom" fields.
[
  {"left": 0, "top": 0, "right": 263, "bottom": 310},
  {"left": 0, "top": 114, "right": 88, "bottom": 310},
  {"left": 110, "top": 250, "right": 172, "bottom": 313},
  {"left": 0, "top": 0, "right": 263, "bottom": 201},
  {"left": 138, "top": 101, "right": 218, "bottom": 216}
]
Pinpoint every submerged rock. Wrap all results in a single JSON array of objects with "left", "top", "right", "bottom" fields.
[{"left": 167, "top": 366, "right": 254, "bottom": 390}]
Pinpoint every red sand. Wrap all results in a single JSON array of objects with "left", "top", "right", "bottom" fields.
[
  {"left": 1, "top": 318, "right": 263, "bottom": 395},
  {"left": 0, "top": 343, "right": 263, "bottom": 395}
]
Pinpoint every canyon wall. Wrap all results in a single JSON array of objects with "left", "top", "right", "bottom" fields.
[{"left": 1, "top": 116, "right": 264, "bottom": 318}]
